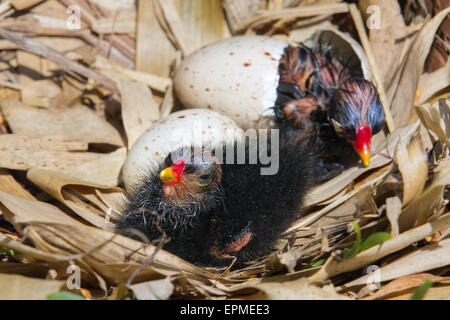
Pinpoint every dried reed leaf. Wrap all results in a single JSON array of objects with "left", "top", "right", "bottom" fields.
[
  {"left": 10, "top": 0, "right": 44, "bottom": 11},
  {"left": 388, "top": 285, "right": 450, "bottom": 300},
  {"left": 364, "top": 0, "right": 407, "bottom": 88},
  {"left": 0, "top": 169, "right": 35, "bottom": 200},
  {"left": 91, "top": 13, "right": 136, "bottom": 34},
  {"left": 362, "top": 273, "right": 450, "bottom": 300},
  {"left": 389, "top": 7, "right": 450, "bottom": 127},
  {"left": 240, "top": 3, "right": 349, "bottom": 32},
  {"left": 0, "top": 100, "right": 124, "bottom": 146},
  {"left": 232, "top": 277, "right": 350, "bottom": 299},
  {"left": 135, "top": 0, "right": 176, "bottom": 77},
  {"left": 342, "top": 239, "right": 450, "bottom": 290},
  {"left": 0, "top": 134, "right": 87, "bottom": 152},
  {"left": 0, "top": 190, "right": 213, "bottom": 284},
  {"left": 118, "top": 79, "right": 160, "bottom": 148},
  {"left": 386, "top": 196, "right": 402, "bottom": 237},
  {"left": 416, "top": 99, "right": 450, "bottom": 149},
  {"left": 0, "top": 148, "right": 102, "bottom": 171},
  {"left": 222, "top": 0, "right": 262, "bottom": 34},
  {"left": 308, "top": 213, "right": 450, "bottom": 282},
  {"left": 398, "top": 157, "right": 450, "bottom": 232},
  {"left": 0, "top": 28, "right": 118, "bottom": 93},
  {"left": 26, "top": 148, "right": 126, "bottom": 226},
  {"left": 394, "top": 134, "right": 428, "bottom": 206},
  {"left": 110, "top": 61, "right": 172, "bottom": 93},
  {"left": 0, "top": 190, "right": 78, "bottom": 228},
  {"left": 417, "top": 59, "right": 450, "bottom": 105},
  {"left": 177, "top": 0, "right": 230, "bottom": 52},
  {"left": 20, "top": 79, "right": 62, "bottom": 108},
  {"left": 0, "top": 273, "right": 64, "bottom": 300},
  {"left": 128, "top": 277, "right": 174, "bottom": 300}
]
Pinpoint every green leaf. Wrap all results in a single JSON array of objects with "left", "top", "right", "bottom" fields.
[
  {"left": 344, "top": 222, "right": 392, "bottom": 259},
  {"left": 310, "top": 258, "right": 326, "bottom": 267},
  {"left": 358, "top": 232, "right": 392, "bottom": 253},
  {"left": 410, "top": 279, "right": 434, "bottom": 300},
  {"left": 0, "top": 247, "right": 14, "bottom": 256},
  {"left": 46, "top": 291, "right": 86, "bottom": 300},
  {"left": 344, "top": 222, "right": 362, "bottom": 259}
]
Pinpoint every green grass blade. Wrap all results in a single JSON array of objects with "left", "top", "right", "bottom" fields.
[
  {"left": 46, "top": 291, "right": 86, "bottom": 300},
  {"left": 410, "top": 279, "right": 434, "bottom": 300}
]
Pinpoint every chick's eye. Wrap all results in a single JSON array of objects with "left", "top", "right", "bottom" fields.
[{"left": 195, "top": 174, "right": 213, "bottom": 187}]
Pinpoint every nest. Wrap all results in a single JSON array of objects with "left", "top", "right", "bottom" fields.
[{"left": 0, "top": 0, "right": 448, "bottom": 300}]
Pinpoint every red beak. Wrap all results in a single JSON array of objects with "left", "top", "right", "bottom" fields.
[
  {"left": 159, "top": 159, "right": 186, "bottom": 185},
  {"left": 353, "top": 125, "right": 372, "bottom": 167}
]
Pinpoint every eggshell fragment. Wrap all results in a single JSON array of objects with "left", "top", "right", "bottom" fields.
[
  {"left": 122, "top": 109, "right": 244, "bottom": 191},
  {"left": 174, "top": 36, "right": 289, "bottom": 129}
]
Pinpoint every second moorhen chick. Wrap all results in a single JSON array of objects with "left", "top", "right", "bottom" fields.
[{"left": 275, "top": 44, "right": 385, "bottom": 173}]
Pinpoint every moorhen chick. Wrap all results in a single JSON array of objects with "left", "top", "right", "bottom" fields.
[
  {"left": 275, "top": 44, "right": 385, "bottom": 173},
  {"left": 116, "top": 122, "right": 316, "bottom": 267}
]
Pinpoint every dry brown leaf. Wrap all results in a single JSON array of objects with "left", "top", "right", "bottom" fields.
[
  {"left": 0, "top": 190, "right": 79, "bottom": 230},
  {"left": 0, "top": 28, "right": 118, "bottom": 93},
  {"left": 91, "top": 13, "right": 136, "bottom": 34},
  {"left": 364, "top": 0, "right": 407, "bottom": 88},
  {"left": 177, "top": 0, "right": 230, "bottom": 52},
  {"left": 26, "top": 148, "right": 126, "bottom": 227},
  {"left": 342, "top": 239, "right": 450, "bottom": 291},
  {"left": 386, "top": 196, "right": 402, "bottom": 237},
  {"left": 416, "top": 99, "right": 450, "bottom": 149},
  {"left": 362, "top": 273, "right": 450, "bottom": 300},
  {"left": 128, "top": 276, "right": 174, "bottom": 300},
  {"left": 394, "top": 133, "right": 428, "bottom": 206},
  {"left": 0, "top": 100, "right": 124, "bottom": 146},
  {"left": 309, "top": 213, "right": 450, "bottom": 282},
  {"left": 0, "top": 169, "right": 35, "bottom": 200},
  {"left": 417, "top": 58, "right": 450, "bottom": 105},
  {"left": 231, "top": 277, "right": 351, "bottom": 299},
  {"left": 118, "top": 79, "right": 160, "bottom": 148},
  {"left": 221, "top": 0, "right": 262, "bottom": 34},
  {"left": 0, "top": 134, "right": 88, "bottom": 152},
  {"left": 398, "top": 157, "right": 450, "bottom": 232},
  {"left": 110, "top": 61, "right": 172, "bottom": 93},
  {"left": 20, "top": 79, "right": 62, "bottom": 108},
  {"left": 388, "top": 285, "right": 450, "bottom": 300},
  {"left": 10, "top": 0, "right": 45, "bottom": 11},
  {"left": 389, "top": 7, "right": 450, "bottom": 127},
  {"left": 0, "top": 273, "right": 64, "bottom": 300},
  {"left": 0, "top": 190, "right": 214, "bottom": 286},
  {"left": 0, "top": 149, "right": 103, "bottom": 171},
  {"left": 135, "top": 0, "right": 176, "bottom": 77}
]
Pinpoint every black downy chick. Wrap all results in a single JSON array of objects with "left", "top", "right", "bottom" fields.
[
  {"left": 274, "top": 44, "right": 385, "bottom": 179},
  {"left": 116, "top": 123, "right": 315, "bottom": 267}
]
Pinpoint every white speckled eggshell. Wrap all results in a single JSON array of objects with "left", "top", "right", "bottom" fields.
[
  {"left": 174, "top": 36, "right": 288, "bottom": 129},
  {"left": 122, "top": 109, "right": 244, "bottom": 192}
]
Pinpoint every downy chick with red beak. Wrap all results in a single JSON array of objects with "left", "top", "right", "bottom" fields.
[
  {"left": 116, "top": 125, "right": 315, "bottom": 268},
  {"left": 327, "top": 78, "right": 385, "bottom": 167},
  {"left": 275, "top": 44, "right": 385, "bottom": 174}
]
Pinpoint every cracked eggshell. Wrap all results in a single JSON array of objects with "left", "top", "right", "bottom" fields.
[
  {"left": 174, "top": 36, "right": 289, "bottom": 129},
  {"left": 122, "top": 109, "right": 244, "bottom": 192}
]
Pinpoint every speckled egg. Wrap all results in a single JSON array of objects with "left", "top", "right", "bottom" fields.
[
  {"left": 174, "top": 36, "right": 289, "bottom": 129},
  {"left": 122, "top": 109, "right": 244, "bottom": 191}
]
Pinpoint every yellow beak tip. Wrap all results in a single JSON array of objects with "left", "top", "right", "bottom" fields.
[{"left": 160, "top": 168, "right": 175, "bottom": 183}]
